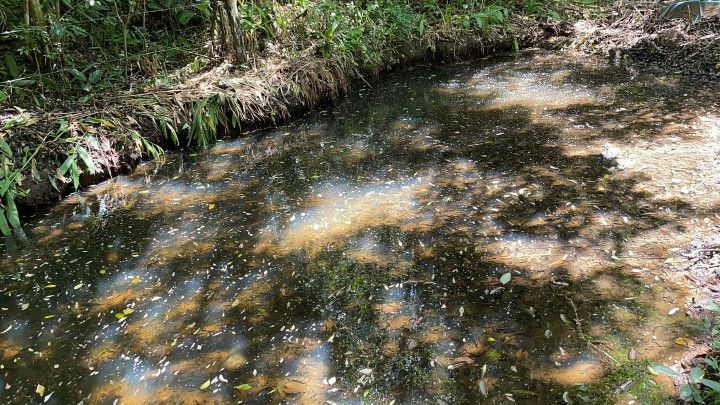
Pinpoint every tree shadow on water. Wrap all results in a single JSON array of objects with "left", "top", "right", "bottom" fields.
[{"left": 0, "top": 51, "right": 712, "bottom": 404}]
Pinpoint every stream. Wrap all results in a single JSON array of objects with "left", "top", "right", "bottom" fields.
[{"left": 2, "top": 51, "right": 720, "bottom": 404}]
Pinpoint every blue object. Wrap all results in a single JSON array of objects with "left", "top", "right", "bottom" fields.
[{"left": 660, "top": 0, "right": 720, "bottom": 21}]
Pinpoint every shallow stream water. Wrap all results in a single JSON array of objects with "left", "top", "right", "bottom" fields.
[{"left": 3, "top": 51, "right": 720, "bottom": 404}]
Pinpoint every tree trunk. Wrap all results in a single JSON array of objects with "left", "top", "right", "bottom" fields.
[
  {"left": 27, "top": 0, "right": 45, "bottom": 26},
  {"left": 223, "top": 0, "right": 245, "bottom": 64}
]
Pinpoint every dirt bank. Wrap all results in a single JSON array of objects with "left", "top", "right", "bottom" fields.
[
  {"left": 572, "top": 0, "right": 720, "bottom": 78},
  {"left": 0, "top": 16, "right": 568, "bottom": 210}
]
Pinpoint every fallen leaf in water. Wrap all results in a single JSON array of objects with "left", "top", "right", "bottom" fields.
[
  {"left": 562, "top": 391, "right": 571, "bottom": 403},
  {"left": 74, "top": 283, "right": 83, "bottom": 290},
  {"left": 459, "top": 306, "right": 465, "bottom": 317},
  {"left": 200, "top": 379, "right": 211, "bottom": 390},
  {"left": 234, "top": 383, "right": 252, "bottom": 391},
  {"left": 208, "top": 204, "right": 215, "bottom": 211},
  {"left": 628, "top": 348, "right": 638, "bottom": 360},
  {"left": 500, "top": 272, "right": 512, "bottom": 285},
  {"left": 560, "top": 314, "right": 570, "bottom": 323},
  {"left": 131, "top": 276, "right": 141, "bottom": 284},
  {"left": 36, "top": 384, "right": 45, "bottom": 397},
  {"left": 359, "top": 368, "right": 373, "bottom": 375},
  {"left": 122, "top": 308, "right": 134, "bottom": 316},
  {"left": 454, "top": 356, "right": 475, "bottom": 364},
  {"left": 545, "top": 329, "right": 552, "bottom": 338},
  {"left": 479, "top": 379, "right": 488, "bottom": 398}
]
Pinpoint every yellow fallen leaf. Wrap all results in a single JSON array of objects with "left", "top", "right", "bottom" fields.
[
  {"left": 208, "top": 203, "right": 216, "bottom": 211},
  {"left": 131, "top": 276, "right": 141, "bottom": 284},
  {"left": 675, "top": 337, "right": 692, "bottom": 346},
  {"left": 123, "top": 308, "right": 134, "bottom": 315},
  {"left": 200, "top": 379, "right": 211, "bottom": 390},
  {"left": 36, "top": 384, "right": 45, "bottom": 397}
]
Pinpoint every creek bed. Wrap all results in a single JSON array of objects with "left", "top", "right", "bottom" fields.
[{"left": 2, "top": 51, "right": 720, "bottom": 404}]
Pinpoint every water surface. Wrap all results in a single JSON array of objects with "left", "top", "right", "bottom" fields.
[{"left": 3, "top": 51, "right": 720, "bottom": 404}]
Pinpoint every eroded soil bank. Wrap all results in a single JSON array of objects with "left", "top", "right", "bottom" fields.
[
  {"left": 1, "top": 51, "right": 719, "bottom": 403},
  {"left": 1, "top": 18, "right": 565, "bottom": 209}
]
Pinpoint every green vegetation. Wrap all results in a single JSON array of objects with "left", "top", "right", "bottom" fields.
[
  {"left": 576, "top": 360, "right": 670, "bottom": 404},
  {"left": 0, "top": 0, "right": 595, "bottom": 234},
  {"left": 650, "top": 303, "right": 720, "bottom": 403}
]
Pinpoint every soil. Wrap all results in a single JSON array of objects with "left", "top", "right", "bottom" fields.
[
  {"left": 0, "top": 16, "right": 566, "bottom": 210},
  {"left": 572, "top": 0, "right": 720, "bottom": 78}
]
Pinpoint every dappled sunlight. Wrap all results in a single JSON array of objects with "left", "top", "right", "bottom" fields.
[
  {"left": 5, "top": 51, "right": 720, "bottom": 403},
  {"left": 257, "top": 178, "right": 427, "bottom": 256}
]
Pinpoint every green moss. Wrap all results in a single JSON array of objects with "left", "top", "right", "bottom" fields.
[{"left": 573, "top": 361, "right": 673, "bottom": 404}]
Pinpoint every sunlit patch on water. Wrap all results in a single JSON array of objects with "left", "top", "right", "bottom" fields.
[
  {"left": 258, "top": 177, "right": 426, "bottom": 256},
  {"left": 2, "top": 50, "right": 720, "bottom": 403}
]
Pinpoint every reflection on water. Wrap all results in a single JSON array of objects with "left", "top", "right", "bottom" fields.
[{"left": 2, "top": 51, "right": 720, "bottom": 403}]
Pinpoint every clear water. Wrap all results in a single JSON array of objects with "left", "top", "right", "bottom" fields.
[{"left": 2, "top": 51, "right": 717, "bottom": 404}]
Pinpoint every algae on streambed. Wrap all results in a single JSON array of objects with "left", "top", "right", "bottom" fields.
[{"left": 1, "top": 51, "right": 719, "bottom": 403}]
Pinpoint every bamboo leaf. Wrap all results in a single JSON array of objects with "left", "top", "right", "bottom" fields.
[
  {"left": 4, "top": 54, "right": 19, "bottom": 78},
  {"left": 58, "top": 155, "right": 75, "bottom": 176},
  {"left": 75, "top": 145, "right": 97, "bottom": 174},
  {"left": 0, "top": 209, "right": 11, "bottom": 236},
  {"left": 5, "top": 193, "right": 20, "bottom": 229},
  {"left": 0, "top": 139, "right": 12, "bottom": 158},
  {"left": 700, "top": 379, "right": 720, "bottom": 392},
  {"left": 70, "top": 160, "right": 80, "bottom": 189},
  {"left": 649, "top": 363, "right": 679, "bottom": 377}
]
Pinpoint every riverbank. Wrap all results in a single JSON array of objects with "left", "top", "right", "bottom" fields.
[
  {"left": 571, "top": 0, "right": 720, "bottom": 78},
  {"left": 0, "top": 8, "right": 574, "bottom": 221}
]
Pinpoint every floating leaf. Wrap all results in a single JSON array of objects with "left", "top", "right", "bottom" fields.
[
  {"left": 234, "top": 383, "right": 252, "bottom": 391},
  {"left": 131, "top": 276, "right": 141, "bottom": 283},
  {"left": 459, "top": 306, "right": 465, "bottom": 317},
  {"left": 560, "top": 314, "right": 570, "bottom": 323},
  {"left": 479, "top": 379, "right": 488, "bottom": 398},
  {"left": 122, "top": 308, "right": 134, "bottom": 315},
  {"left": 208, "top": 203, "right": 216, "bottom": 211},
  {"left": 544, "top": 329, "right": 552, "bottom": 338},
  {"left": 562, "top": 391, "right": 571, "bottom": 403},
  {"left": 115, "top": 313, "right": 125, "bottom": 319},
  {"left": 231, "top": 300, "right": 240, "bottom": 308},
  {"left": 74, "top": 283, "right": 83, "bottom": 290},
  {"left": 200, "top": 379, "right": 211, "bottom": 390},
  {"left": 499, "top": 272, "right": 512, "bottom": 285},
  {"left": 44, "top": 315, "right": 55, "bottom": 319},
  {"left": 36, "top": 384, "right": 45, "bottom": 397}
]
